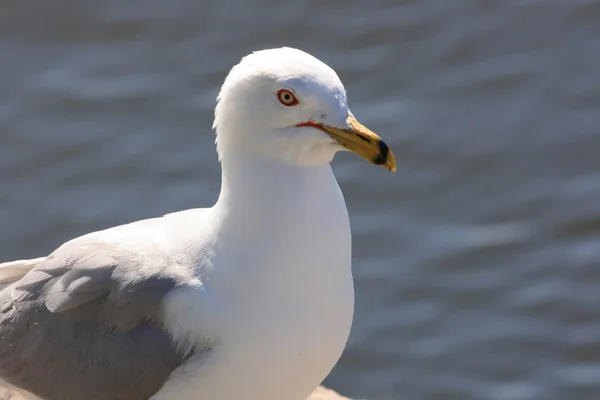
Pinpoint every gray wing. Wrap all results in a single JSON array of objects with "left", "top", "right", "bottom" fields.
[{"left": 0, "top": 233, "right": 201, "bottom": 400}]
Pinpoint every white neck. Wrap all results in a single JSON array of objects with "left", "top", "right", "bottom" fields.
[{"left": 215, "top": 153, "right": 342, "bottom": 227}]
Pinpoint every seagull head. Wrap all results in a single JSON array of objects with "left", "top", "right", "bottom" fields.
[{"left": 213, "top": 47, "right": 396, "bottom": 172}]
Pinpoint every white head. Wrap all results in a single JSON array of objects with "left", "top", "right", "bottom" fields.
[{"left": 213, "top": 47, "right": 395, "bottom": 171}]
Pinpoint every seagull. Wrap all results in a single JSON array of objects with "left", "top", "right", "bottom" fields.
[{"left": 0, "top": 47, "right": 396, "bottom": 400}]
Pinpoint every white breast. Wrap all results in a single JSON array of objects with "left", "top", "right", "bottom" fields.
[{"left": 155, "top": 167, "right": 354, "bottom": 400}]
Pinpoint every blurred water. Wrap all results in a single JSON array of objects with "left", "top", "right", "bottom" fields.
[{"left": 1, "top": 1, "right": 600, "bottom": 399}]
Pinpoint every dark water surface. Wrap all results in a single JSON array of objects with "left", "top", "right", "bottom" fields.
[{"left": 1, "top": 1, "right": 600, "bottom": 399}]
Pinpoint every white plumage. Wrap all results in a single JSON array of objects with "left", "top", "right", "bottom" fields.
[{"left": 0, "top": 47, "right": 395, "bottom": 400}]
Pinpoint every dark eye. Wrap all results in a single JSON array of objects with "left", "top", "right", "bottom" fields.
[{"left": 277, "top": 89, "right": 299, "bottom": 106}]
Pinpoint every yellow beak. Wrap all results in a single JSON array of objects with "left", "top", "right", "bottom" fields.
[{"left": 298, "top": 115, "right": 396, "bottom": 172}]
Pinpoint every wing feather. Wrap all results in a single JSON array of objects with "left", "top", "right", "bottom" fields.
[{"left": 0, "top": 229, "right": 205, "bottom": 400}]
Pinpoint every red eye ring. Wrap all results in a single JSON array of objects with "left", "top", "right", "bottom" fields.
[{"left": 277, "top": 89, "right": 299, "bottom": 106}]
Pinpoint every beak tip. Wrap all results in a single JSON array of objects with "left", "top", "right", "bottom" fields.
[
  {"left": 374, "top": 140, "right": 396, "bottom": 172},
  {"left": 386, "top": 152, "right": 397, "bottom": 172}
]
